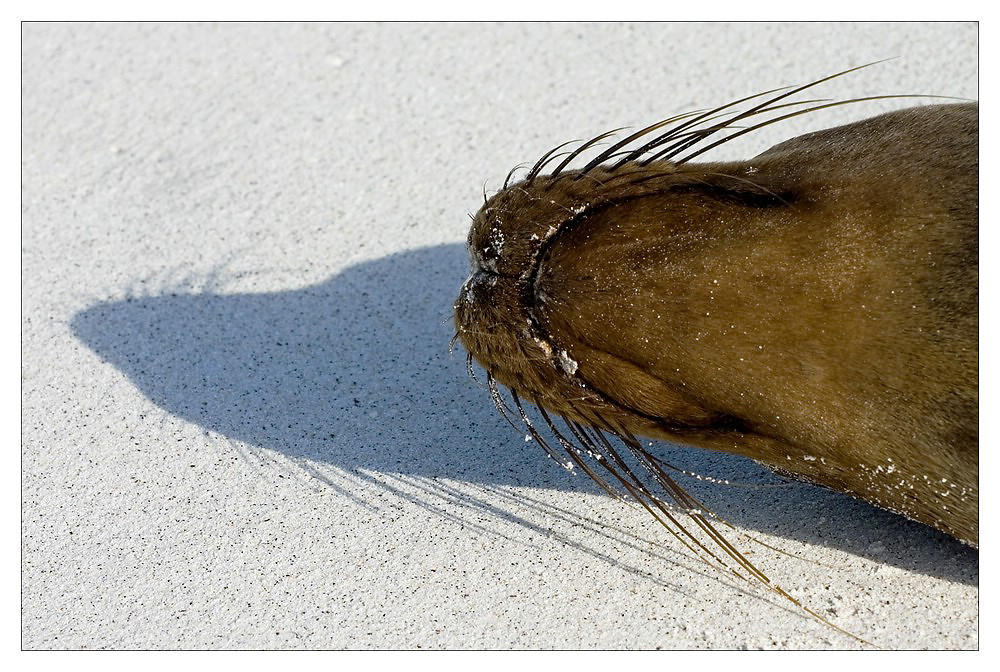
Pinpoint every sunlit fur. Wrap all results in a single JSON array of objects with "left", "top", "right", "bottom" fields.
[{"left": 453, "top": 65, "right": 978, "bottom": 643}]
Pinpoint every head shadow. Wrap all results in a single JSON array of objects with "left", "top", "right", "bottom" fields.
[{"left": 70, "top": 242, "right": 977, "bottom": 585}]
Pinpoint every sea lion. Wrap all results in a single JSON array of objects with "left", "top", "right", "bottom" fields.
[{"left": 453, "top": 74, "right": 978, "bottom": 559}]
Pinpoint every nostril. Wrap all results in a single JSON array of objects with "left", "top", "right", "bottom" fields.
[
  {"left": 475, "top": 269, "right": 498, "bottom": 284},
  {"left": 460, "top": 270, "right": 498, "bottom": 305}
]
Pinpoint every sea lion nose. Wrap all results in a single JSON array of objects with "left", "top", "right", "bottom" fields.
[{"left": 457, "top": 270, "right": 497, "bottom": 309}]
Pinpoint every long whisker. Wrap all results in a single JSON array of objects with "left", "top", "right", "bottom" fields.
[
  {"left": 649, "top": 60, "right": 893, "bottom": 164},
  {"left": 676, "top": 94, "right": 952, "bottom": 164},
  {"left": 466, "top": 352, "right": 479, "bottom": 384},
  {"left": 612, "top": 87, "right": 800, "bottom": 167},
  {"left": 507, "top": 389, "right": 577, "bottom": 470},
  {"left": 503, "top": 162, "right": 531, "bottom": 190},
  {"left": 633, "top": 97, "right": 831, "bottom": 165},
  {"left": 575, "top": 111, "right": 705, "bottom": 176},
  {"left": 525, "top": 139, "right": 580, "bottom": 183},
  {"left": 547, "top": 127, "right": 628, "bottom": 180},
  {"left": 603, "top": 420, "right": 870, "bottom": 644}
]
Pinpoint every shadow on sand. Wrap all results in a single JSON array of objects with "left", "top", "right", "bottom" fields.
[{"left": 71, "top": 242, "right": 977, "bottom": 587}]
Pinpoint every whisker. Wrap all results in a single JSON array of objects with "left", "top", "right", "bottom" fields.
[
  {"left": 609, "top": 88, "right": 795, "bottom": 168},
  {"left": 525, "top": 139, "right": 580, "bottom": 183},
  {"left": 507, "top": 389, "right": 576, "bottom": 469},
  {"left": 503, "top": 162, "right": 531, "bottom": 190},
  {"left": 676, "top": 94, "right": 951, "bottom": 164},
  {"left": 648, "top": 60, "right": 893, "bottom": 165},
  {"left": 635, "top": 98, "right": 833, "bottom": 165},
  {"left": 576, "top": 111, "right": 704, "bottom": 177},
  {"left": 547, "top": 127, "right": 629, "bottom": 180}
]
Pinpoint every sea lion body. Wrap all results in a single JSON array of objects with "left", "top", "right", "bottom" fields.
[{"left": 454, "top": 102, "right": 978, "bottom": 546}]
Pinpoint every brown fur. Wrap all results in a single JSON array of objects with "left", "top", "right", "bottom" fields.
[{"left": 454, "top": 102, "right": 978, "bottom": 547}]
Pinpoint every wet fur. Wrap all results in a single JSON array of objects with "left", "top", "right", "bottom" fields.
[{"left": 453, "top": 70, "right": 978, "bottom": 640}]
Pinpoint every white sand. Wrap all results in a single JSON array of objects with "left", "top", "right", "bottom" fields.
[{"left": 21, "top": 22, "right": 978, "bottom": 649}]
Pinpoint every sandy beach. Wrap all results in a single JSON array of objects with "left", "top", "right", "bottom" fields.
[{"left": 21, "top": 22, "right": 978, "bottom": 649}]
